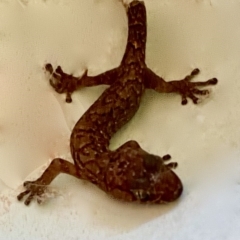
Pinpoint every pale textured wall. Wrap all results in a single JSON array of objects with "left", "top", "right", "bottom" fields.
[{"left": 0, "top": 0, "right": 239, "bottom": 239}]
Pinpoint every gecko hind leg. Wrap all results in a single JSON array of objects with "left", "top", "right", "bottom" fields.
[
  {"left": 45, "top": 63, "right": 119, "bottom": 103},
  {"left": 17, "top": 158, "right": 80, "bottom": 206},
  {"left": 144, "top": 67, "right": 218, "bottom": 105}
]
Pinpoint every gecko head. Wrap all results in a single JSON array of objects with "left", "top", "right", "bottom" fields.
[
  {"left": 106, "top": 148, "right": 183, "bottom": 204},
  {"left": 129, "top": 154, "right": 183, "bottom": 204}
]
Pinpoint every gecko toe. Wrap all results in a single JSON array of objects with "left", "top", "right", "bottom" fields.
[
  {"left": 162, "top": 154, "right": 171, "bottom": 161},
  {"left": 23, "top": 180, "right": 33, "bottom": 188},
  {"left": 181, "top": 96, "right": 188, "bottom": 105},
  {"left": 191, "top": 68, "right": 200, "bottom": 76},
  {"left": 45, "top": 63, "right": 53, "bottom": 73},
  {"left": 208, "top": 78, "right": 218, "bottom": 85},
  {"left": 192, "top": 89, "right": 209, "bottom": 95},
  {"left": 24, "top": 192, "right": 35, "bottom": 206},
  {"left": 17, "top": 189, "right": 30, "bottom": 201},
  {"left": 192, "top": 97, "right": 199, "bottom": 104},
  {"left": 167, "top": 162, "right": 178, "bottom": 169},
  {"left": 55, "top": 66, "right": 64, "bottom": 75},
  {"left": 184, "top": 68, "right": 200, "bottom": 81},
  {"left": 66, "top": 92, "right": 73, "bottom": 103}
]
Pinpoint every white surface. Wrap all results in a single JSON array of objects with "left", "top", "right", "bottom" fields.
[{"left": 0, "top": 0, "right": 240, "bottom": 239}]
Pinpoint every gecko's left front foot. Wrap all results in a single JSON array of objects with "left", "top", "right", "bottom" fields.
[
  {"left": 171, "top": 68, "right": 218, "bottom": 105},
  {"left": 17, "top": 180, "right": 47, "bottom": 206},
  {"left": 45, "top": 63, "right": 87, "bottom": 103}
]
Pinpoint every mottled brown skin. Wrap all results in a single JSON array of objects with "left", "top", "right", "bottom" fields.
[{"left": 17, "top": 0, "right": 218, "bottom": 205}]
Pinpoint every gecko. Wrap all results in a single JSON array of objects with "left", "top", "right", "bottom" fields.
[{"left": 17, "top": 0, "right": 217, "bottom": 205}]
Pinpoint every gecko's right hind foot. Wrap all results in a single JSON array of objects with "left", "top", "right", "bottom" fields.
[{"left": 171, "top": 68, "right": 218, "bottom": 105}]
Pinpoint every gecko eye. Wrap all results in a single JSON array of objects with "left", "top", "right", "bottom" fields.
[{"left": 143, "top": 154, "right": 161, "bottom": 172}]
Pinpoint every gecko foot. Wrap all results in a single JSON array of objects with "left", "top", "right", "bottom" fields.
[
  {"left": 45, "top": 63, "right": 87, "bottom": 103},
  {"left": 17, "top": 180, "right": 47, "bottom": 206},
  {"left": 171, "top": 68, "right": 218, "bottom": 105}
]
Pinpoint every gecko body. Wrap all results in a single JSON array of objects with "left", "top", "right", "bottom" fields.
[{"left": 18, "top": 0, "right": 217, "bottom": 205}]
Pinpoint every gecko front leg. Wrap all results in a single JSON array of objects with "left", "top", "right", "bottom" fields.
[
  {"left": 145, "top": 67, "right": 218, "bottom": 105},
  {"left": 17, "top": 158, "right": 81, "bottom": 205}
]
